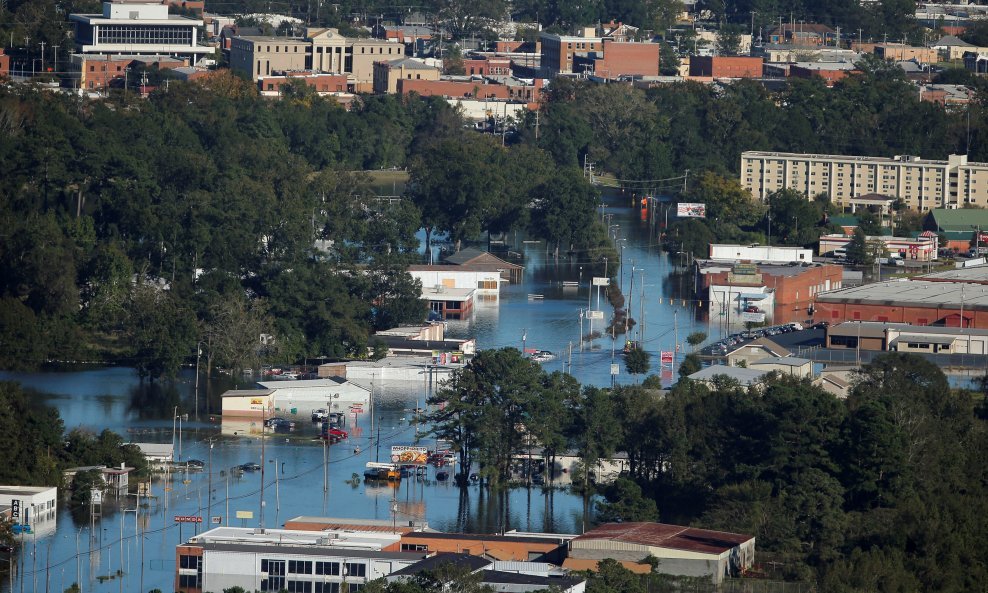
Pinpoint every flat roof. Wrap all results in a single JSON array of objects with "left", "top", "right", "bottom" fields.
[
  {"left": 687, "top": 366, "right": 769, "bottom": 385},
  {"left": 257, "top": 378, "right": 369, "bottom": 392},
  {"left": 741, "top": 150, "right": 983, "bottom": 167},
  {"left": 202, "top": 542, "right": 417, "bottom": 560},
  {"left": 220, "top": 389, "right": 274, "bottom": 398},
  {"left": 695, "top": 259, "right": 829, "bottom": 278},
  {"left": 574, "top": 522, "right": 752, "bottom": 555},
  {"left": 403, "top": 531, "right": 569, "bottom": 545},
  {"left": 481, "top": 570, "right": 582, "bottom": 588},
  {"left": 236, "top": 35, "right": 309, "bottom": 43},
  {"left": 70, "top": 14, "right": 201, "bottom": 24},
  {"left": 750, "top": 356, "right": 813, "bottom": 367},
  {"left": 0, "top": 486, "right": 57, "bottom": 496},
  {"left": 420, "top": 287, "right": 475, "bottom": 300},
  {"left": 828, "top": 320, "right": 988, "bottom": 338},
  {"left": 190, "top": 527, "right": 401, "bottom": 550},
  {"left": 891, "top": 335, "right": 957, "bottom": 345},
  {"left": 815, "top": 280, "right": 988, "bottom": 310},
  {"left": 390, "top": 553, "right": 490, "bottom": 576},
  {"left": 916, "top": 266, "right": 988, "bottom": 283}
]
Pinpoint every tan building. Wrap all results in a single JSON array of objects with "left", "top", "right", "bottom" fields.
[
  {"left": 372, "top": 57, "right": 439, "bottom": 93},
  {"left": 229, "top": 36, "right": 310, "bottom": 80},
  {"left": 230, "top": 28, "right": 403, "bottom": 86},
  {"left": 350, "top": 39, "right": 405, "bottom": 90},
  {"left": 539, "top": 29, "right": 602, "bottom": 75},
  {"left": 741, "top": 151, "right": 988, "bottom": 210},
  {"left": 874, "top": 43, "right": 938, "bottom": 64}
]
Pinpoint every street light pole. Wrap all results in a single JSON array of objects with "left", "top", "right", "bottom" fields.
[{"left": 194, "top": 341, "right": 204, "bottom": 420}]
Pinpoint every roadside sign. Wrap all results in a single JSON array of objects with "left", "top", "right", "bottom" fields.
[
  {"left": 235, "top": 511, "right": 254, "bottom": 519},
  {"left": 174, "top": 516, "right": 202, "bottom": 524},
  {"left": 587, "top": 310, "right": 605, "bottom": 320},
  {"left": 592, "top": 277, "right": 610, "bottom": 286},
  {"left": 610, "top": 364, "right": 620, "bottom": 376},
  {"left": 211, "top": 516, "right": 222, "bottom": 525}
]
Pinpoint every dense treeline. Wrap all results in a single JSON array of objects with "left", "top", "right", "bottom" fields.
[
  {"left": 0, "top": 382, "right": 148, "bottom": 489},
  {"left": 428, "top": 349, "right": 988, "bottom": 591},
  {"left": 0, "top": 75, "right": 603, "bottom": 376}
]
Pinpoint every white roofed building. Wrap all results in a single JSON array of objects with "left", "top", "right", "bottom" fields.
[{"left": 70, "top": 1, "right": 211, "bottom": 63}]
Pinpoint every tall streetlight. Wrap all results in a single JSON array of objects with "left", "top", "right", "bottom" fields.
[{"left": 194, "top": 341, "right": 206, "bottom": 420}]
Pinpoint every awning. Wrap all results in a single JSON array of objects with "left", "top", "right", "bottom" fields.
[
  {"left": 891, "top": 335, "right": 958, "bottom": 346},
  {"left": 738, "top": 293, "right": 770, "bottom": 301}
]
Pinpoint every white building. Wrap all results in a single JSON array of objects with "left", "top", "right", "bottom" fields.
[
  {"left": 406, "top": 265, "right": 502, "bottom": 295},
  {"left": 177, "top": 527, "right": 425, "bottom": 592},
  {"left": 70, "top": 1, "right": 212, "bottom": 63},
  {"left": 709, "top": 244, "right": 813, "bottom": 263},
  {"left": 257, "top": 378, "right": 371, "bottom": 414},
  {"left": 131, "top": 442, "right": 175, "bottom": 463},
  {"left": 0, "top": 486, "right": 58, "bottom": 537}
]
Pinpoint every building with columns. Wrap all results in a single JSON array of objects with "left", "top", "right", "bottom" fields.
[
  {"left": 740, "top": 151, "right": 988, "bottom": 210},
  {"left": 69, "top": 1, "right": 211, "bottom": 63}
]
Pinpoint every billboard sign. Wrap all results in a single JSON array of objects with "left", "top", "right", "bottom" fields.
[
  {"left": 174, "top": 516, "right": 203, "bottom": 524},
  {"left": 391, "top": 446, "right": 429, "bottom": 466},
  {"left": 235, "top": 511, "right": 254, "bottom": 519},
  {"left": 587, "top": 310, "right": 605, "bottom": 320},
  {"left": 676, "top": 203, "right": 706, "bottom": 218}
]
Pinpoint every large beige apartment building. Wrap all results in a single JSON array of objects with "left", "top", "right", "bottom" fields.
[
  {"left": 741, "top": 151, "right": 988, "bottom": 210},
  {"left": 230, "top": 27, "right": 404, "bottom": 88}
]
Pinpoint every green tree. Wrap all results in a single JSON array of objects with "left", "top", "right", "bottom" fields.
[
  {"left": 678, "top": 353, "right": 702, "bottom": 377},
  {"left": 686, "top": 331, "right": 706, "bottom": 351},
  {"left": 845, "top": 228, "right": 872, "bottom": 265},
  {"left": 597, "top": 477, "right": 660, "bottom": 522},
  {"left": 624, "top": 347, "right": 651, "bottom": 379}
]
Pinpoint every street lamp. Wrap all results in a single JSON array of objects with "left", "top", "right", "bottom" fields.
[{"left": 194, "top": 340, "right": 206, "bottom": 420}]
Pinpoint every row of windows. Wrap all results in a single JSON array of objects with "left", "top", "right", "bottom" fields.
[
  {"left": 263, "top": 559, "right": 366, "bottom": 577},
  {"left": 262, "top": 579, "right": 365, "bottom": 592},
  {"left": 97, "top": 24, "right": 192, "bottom": 45},
  {"left": 177, "top": 574, "right": 201, "bottom": 587},
  {"left": 178, "top": 555, "right": 202, "bottom": 569}
]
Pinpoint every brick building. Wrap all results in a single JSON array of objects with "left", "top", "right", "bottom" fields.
[
  {"left": 540, "top": 29, "right": 602, "bottom": 75},
  {"left": 813, "top": 279, "right": 988, "bottom": 328},
  {"left": 372, "top": 57, "right": 440, "bottom": 93},
  {"left": 697, "top": 260, "right": 844, "bottom": 324},
  {"left": 688, "top": 56, "right": 763, "bottom": 78},
  {"left": 396, "top": 78, "right": 543, "bottom": 104},
  {"left": 766, "top": 23, "right": 836, "bottom": 46},
  {"left": 0, "top": 49, "right": 9, "bottom": 79},
  {"left": 589, "top": 39, "right": 660, "bottom": 78},
  {"left": 462, "top": 56, "right": 511, "bottom": 76},
  {"left": 71, "top": 54, "right": 187, "bottom": 90},
  {"left": 258, "top": 72, "right": 349, "bottom": 95},
  {"left": 789, "top": 62, "right": 857, "bottom": 86}
]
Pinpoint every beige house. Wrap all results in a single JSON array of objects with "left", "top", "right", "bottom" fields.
[
  {"left": 220, "top": 388, "right": 275, "bottom": 418},
  {"left": 749, "top": 356, "right": 814, "bottom": 378},
  {"left": 741, "top": 151, "right": 988, "bottom": 210},
  {"left": 725, "top": 337, "right": 791, "bottom": 367},
  {"left": 372, "top": 57, "right": 440, "bottom": 94}
]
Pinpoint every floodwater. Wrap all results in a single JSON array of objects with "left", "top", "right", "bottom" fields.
[{"left": 0, "top": 191, "right": 709, "bottom": 593}]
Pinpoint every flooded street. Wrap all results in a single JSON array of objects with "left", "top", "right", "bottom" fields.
[{"left": 0, "top": 191, "right": 710, "bottom": 593}]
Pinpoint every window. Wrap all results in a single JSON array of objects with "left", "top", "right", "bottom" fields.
[
  {"left": 263, "top": 559, "right": 286, "bottom": 575},
  {"left": 401, "top": 543, "right": 429, "bottom": 552},
  {"left": 89, "top": 65, "right": 95, "bottom": 72},
  {"left": 316, "top": 562, "right": 340, "bottom": 576},
  {"left": 316, "top": 584, "right": 340, "bottom": 593},
  {"left": 289, "top": 560, "right": 313, "bottom": 574},
  {"left": 349, "top": 585, "right": 363, "bottom": 593},
  {"left": 178, "top": 574, "right": 201, "bottom": 587},
  {"left": 288, "top": 581, "right": 313, "bottom": 593},
  {"left": 262, "top": 577, "right": 286, "bottom": 591},
  {"left": 179, "top": 555, "right": 201, "bottom": 569},
  {"left": 345, "top": 563, "right": 366, "bottom": 578}
]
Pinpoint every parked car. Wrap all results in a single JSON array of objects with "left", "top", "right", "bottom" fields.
[
  {"left": 239, "top": 462, "right": 261, "bottom": 472},
  {"left": 186, "top": 459, "right": 205, "bottom": 469},
  {"left": 322, "top": 425, "right": 349, "bottom": 440}
]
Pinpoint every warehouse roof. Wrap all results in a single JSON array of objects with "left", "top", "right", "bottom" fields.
[
  {"left": 687, "top": 366, "right": 769, "bottom": 386},
  {"left": 815, "top": 280, "right": 988, "bottom": 310},
  {"left": 930, "top": 208, "right": 988, "bottom": 231},
  {"left": 573, "top": 522, "right": 752, "bottom": 555},
  {"left": 915, "top": 266, "right": 988, "bottom": 284}
]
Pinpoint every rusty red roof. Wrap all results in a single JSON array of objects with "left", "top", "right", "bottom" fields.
[{"left": 574, "top": 523, "right": 752, "bottom": 555}]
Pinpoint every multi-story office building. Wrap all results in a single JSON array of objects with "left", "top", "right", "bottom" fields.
[
  {"left": 69, "top": 1, "right": 211, "bottom": 63},
  {"left": 539, "top": 29, "right": 602, "bottom": 75},
  {"left": 740, "top": 151, "right": 988, "bottom": 210},
  {"left": 230, "top": 28, "right": 403, "bottom": 88}
]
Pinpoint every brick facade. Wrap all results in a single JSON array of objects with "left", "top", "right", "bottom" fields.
[
  {"left": 592, "top": 40, "right": 660, "bottom": 78},
  {"left": 688, "top": 56, "right": 763, "bottom": 78},
  {"left": 701, "top": 264, "right": 843, "bottom": 323}
]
